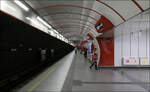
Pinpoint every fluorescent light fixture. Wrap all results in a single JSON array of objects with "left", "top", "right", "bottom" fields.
[
  {"left": 26, "top": 17, "right": 39, "bottom": 26},
  {"left": 14, "top": 0, "right": 29, "bottom": 11},
  {"left": 1, "top": 1, "right": 16, "bottom": 11},
  {"left": 26, "top": 17, "right": 47, "bottom": 31},
  {"left": 26, "top": 17, "right": 31, "bottom": 21},
  {"left": 53, "top": 29, "right": 58, "bottom": 34},
  {"left": 37, "top": 16, "right": 52, "bottom": 29},
  {"left": 26, "top": 17, "right": 37, "bottom": 24}
]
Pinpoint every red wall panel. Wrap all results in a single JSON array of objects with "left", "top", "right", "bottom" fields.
[
  {"left": 87, "top": 33, "right": 94, "bottom": 40},
  {"left": 95, "top": 15, "right": 114, "bottom": 67},
  {"left": 97, "top": 37, "right": 114, "bottom": 66}
]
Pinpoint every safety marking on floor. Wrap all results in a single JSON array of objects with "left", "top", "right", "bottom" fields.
[
  {"left": 28, "top": 51, "right": 75, "bottom": 92},
  {"left": 28, "top": 63, "right": 60, "bottom": 92},
  {"left": 82, "top": 82, "right": 150, "bottom": 84}
]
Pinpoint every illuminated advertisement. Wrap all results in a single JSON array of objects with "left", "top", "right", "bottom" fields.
[
  {"left": 123, "top": 57, "right": 139, "bottom": 65},
  {"left": 140, "top": 57, "right": 149, "bottom": 65}
]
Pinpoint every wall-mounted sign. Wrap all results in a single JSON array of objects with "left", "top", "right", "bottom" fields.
[
  {"left": 140, "top": 57, "right": 149, "bottom": 65},
  {"left": 123, "top": 57, "right": 139, "bottom": 65},
  {"left": 123, "top": 57, "right": 131, "bottom": 65},
  {"left": 96, "top": 22, "right": 103, "bottom": 30},
  {"left": 94, "top": 15, "right": 114, "bottom": 33}
]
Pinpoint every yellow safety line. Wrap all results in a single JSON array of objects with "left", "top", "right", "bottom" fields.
[
  {"left": 28, "top": 52, "right": 73, "bottom": 92},
  {"left": 28, "top": 64, "right": 58, "bottom": 92}
]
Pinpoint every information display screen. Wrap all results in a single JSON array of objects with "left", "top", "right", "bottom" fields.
[{"left": 96, "top": 22, "right": 103, "bottom": 30}]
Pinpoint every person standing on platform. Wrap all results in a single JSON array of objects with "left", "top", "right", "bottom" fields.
[
  {"left": 75, "top": 47, "right": 77, "bottom": 54},
  {"left": 84, "top": 48, "right": 87, "bottom": 58},
  {"left": 90, "top": 48, "right": 98, "bottom": 70}
]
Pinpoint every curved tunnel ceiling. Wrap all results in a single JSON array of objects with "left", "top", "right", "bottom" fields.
[
  {"left": 35, "top": 4, "right": 102, "bottom": 16},
  {"left": 54, "top": 22, "right": 94, "bottom": 30},
  {"left": 48, "top": 17, "right": 95, "bottom": 25},
  {"left": 43, "top": 11, "right": 98, "bottom": 22},
  {"left": 41, "top": 11, "right": 98, "bottom": 38},
  {"left": 55, "top": 24, "right": 94, "bottom": 33},
  {"left": 25, "top": 0, "right": 149, "bottom": 41}
]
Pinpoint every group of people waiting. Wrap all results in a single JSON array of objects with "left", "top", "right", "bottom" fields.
[{"left": 75, "top": 47, "right": 98, "bottom": 70}]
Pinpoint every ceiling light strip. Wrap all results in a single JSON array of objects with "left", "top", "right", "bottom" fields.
[{"left": 14, "top": 0, "right": 29, "bottom": 11}]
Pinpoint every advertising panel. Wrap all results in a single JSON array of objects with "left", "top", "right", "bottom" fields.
[
  {"left": 123, "top": 57, "right": 139, "bottom": 65},
  {"left": 140, "top": 57, "right": 149, "bottom": 65}
]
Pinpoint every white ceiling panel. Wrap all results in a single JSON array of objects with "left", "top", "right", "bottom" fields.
[
  {"left": 24, "top": 0, "right": 150, "bottom": 41},
  {"left": 136, "top": 0, "right": 150, "bottom": 10},
  {"left": 94, "top": 1, "right": 123, "bottom": 26},
  {"left": 104, "top": 0, "right": 141, "bottom": 20}
]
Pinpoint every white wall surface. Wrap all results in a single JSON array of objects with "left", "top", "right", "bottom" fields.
[{"left": 114, "top": 9, "right": 150, "bottom": 67}]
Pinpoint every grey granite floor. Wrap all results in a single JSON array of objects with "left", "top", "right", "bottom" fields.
[
  {"left": 13, "top": 51, "right": 150, "bottom": 92},
  {"left": 62, "top": 53, "right": 150, "bottom": 92},
  {"left": 14, "top": 51, "right": 75, "bottom": 92}
]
